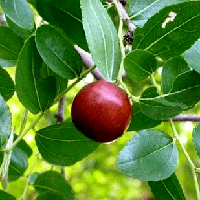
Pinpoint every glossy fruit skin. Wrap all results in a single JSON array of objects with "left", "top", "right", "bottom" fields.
[{"left": 71, "top": 81, "right": 132, "bottom": 143}]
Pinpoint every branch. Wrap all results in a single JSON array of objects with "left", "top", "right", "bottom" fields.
[
  {"left": 106, "top": 0, "right": 136, "bottom": 32},
  {"left": 74, "top": 45, "right": 106, "bottom": 81},
  {"left": 116, "top": 0, "right": 136, "bottom": 31},
  {"left": 165, "top": 114, "right": 200, "bottom": 122},
  {"left": 55, "top": 96, "right": 65, "bottom": 123}
]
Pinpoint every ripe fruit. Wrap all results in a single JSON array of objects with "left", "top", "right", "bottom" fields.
[{"left": 71, "top": 81, "right": 132, "bottom": 143}]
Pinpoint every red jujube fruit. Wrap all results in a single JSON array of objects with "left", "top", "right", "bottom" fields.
[{"left": 71, "top": 81, "right": 132, "bottom": 143}]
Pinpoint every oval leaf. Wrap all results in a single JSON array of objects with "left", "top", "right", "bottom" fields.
[
  {"left": 14, "top": 135, "right": 32, "bottom": 158},
  {"left": 0, "top": 0, "right": 34, "bottom": 29},
  {"left": 140, "top": 87, "right": 182, "bottom": 120},
  {"left": 34, "top": 171, "right": 75, "bottom": 199},
  {"left": 16, "top": 36, "right": 56, "bottom": 114},
  {"left": 162, "top": 56, "right": 190, "bottom": 94},
  {"left": 81, "top": 0, "right": 121, "bottom": 81},
  {"left": 0, "top": 95, "right": 11, "bottom": 147},
  {"left": 0, "top": 67, "right": 15, "bottom": 101},
  {"left": 128, "top": 102, "right": 162, "bottom": 132},
  {"left": 193, "top": 122, "right": 200, "bottom": 159},
  {"left": 184, "top": 38, "right": 200, "bottom": 74},
  {"left": 36, "top": 0, "right": 88, "bottom": 51},
  {"left": 165, "top": 70, "right": 200, "bottom": 110},
  {"left": 0, "top": 190, "right": 16, "bottom": 200},
  {"left": 117, "top": 129, "right": 178, "bottom": 181},
  {"left": 124, "top": 50, "right": 157, "bottom": 81},
  {"left": 148, "top": 173, "right": 186, "bottom": 200},
  {"left": 133, "top": 1, "right": 200, "bottom": 60},
  {"left": 36, "top": 25, "right": 83, "bottom": 79},
  {"left": 35, "top": 122, "right": 99, "bottom": 166},
  {"left": 0, "top": 27, "right": 23, "bottom": 67},
  {"left": 129, "top": 0, "right": 189, "bottom": 27}
]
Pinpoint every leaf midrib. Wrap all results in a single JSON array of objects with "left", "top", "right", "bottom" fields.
[
  {"left": 143, "top": 9, "right": 200, "bottom": 51},
  {"left": 118, "top": 141, "right": 173, "bottom": 165}
]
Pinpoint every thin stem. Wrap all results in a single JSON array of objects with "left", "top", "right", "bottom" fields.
[
  {"left": 0, "top": 150, "right": 10, "bottom": 180},
  {"left": 19, "top": 109, "right": 28, "bottom": 135},
  {"left": 7, "top": 112, "right": 44, "bottom": 152},
  {"left": 170, "top": 119, "right": 200, "bottom": 200},
  {"left": 55, "top": 96, "right": 65, "bottom": 123},
  {"left": 21, "top": 154, "right": 39, "bottom": 200},
  {"left": 60, "top": 167, "right": 65, "bottom": 178},
  {"left": 150, "top": 74, "right": 162, "bottom": 95},
  {"left": 113, "top": 0, "right": 126, "bottom": 80}
]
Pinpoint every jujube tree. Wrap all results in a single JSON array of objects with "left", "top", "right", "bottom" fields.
[{"left": 0, "top": 0, "right": 200, "bottom": 199}]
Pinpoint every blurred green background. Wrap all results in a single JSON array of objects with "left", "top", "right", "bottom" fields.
[{"left": 0, "top": 67, "right": 199, "bottom": 200}]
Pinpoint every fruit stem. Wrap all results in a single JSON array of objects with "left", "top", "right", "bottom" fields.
[{"left": 117, "top": 78, "right": 139, "bottom": 103}]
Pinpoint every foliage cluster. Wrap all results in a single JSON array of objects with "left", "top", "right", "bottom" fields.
[{"left": 0, "top": 0, "right": 200, "bottom": 199}]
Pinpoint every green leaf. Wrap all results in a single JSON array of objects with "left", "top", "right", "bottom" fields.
[
  {"left": 14, "top": 135, "right": 32, "bottom": 158},
  {"left": 0, "top": 147, "right": 28, "bottom": 181},
  {"left": 35, "top": 25, "right": 83, "bottom": 79},
  {"left": 16, "top": 36, "right": 57, "bottom": 114},
  {"left": 36, "top": 193, "right": 65, "bottom": 200},
  {"left": 117, "top": 129, "right": 178, "bottom": 181},
  {"left": 140, "top": 87, "right": 182, "bottom": 120},
  {"left": 0, "top": 27, "right": 23, "bottom": 67},
  {"left": 184, "top": 38, "right": 200, "bottom": 74},
  {"left": 127, "top": 102, "right": 162, "bottom": 132},
  {"left": 0, "top": 0, "right": 34, "bottom": 29},
  {"left": 132, "top": 1, "right": 200, "bottom": 60},
  {"left": 55, "top": 75, "right": 68, "bottom": 97},
  {"left": 129, "top": 0, "right": 189, "bottom": 27},
  {"left": 37, "top": 62, "right": 68, "bottom": 97},
  {"left": 124, "top": 50, "right": 157, "bottom": 81},
  {"left": 35, "top": 122, "right": 99, "bottom": 166},
  {"left": 36, "top": 0, "right": 88, "bottom": 51},
  {"left": 6, "top": 16, "right": 34, "bottom": 39},
  {"left": 0, "top": 190, "right": 16, "bottom": 200},
  {"left": 193, "top": 122, "right": 200, "bottom": 159},
  {"left": 34, "top": 171, "right": 75, "bottom": 199},
  {"left": 0, "top": 95, "right": 11, "bottom": 147},
  {"left": 141, "top": 70, "right": 200, "bottom": 118},
  {"left": 162, "top": 56, "right": 190, "bottom": 94},
  {"left": 107, "top": 5, "right": 119, "bottom": 30},
  {"left": 81, "top": 0, "right": 121, "bottom": 81},
  {"left": 0, "top": 67, "right": 15, "bottom": 101},
  {"left": 165, "top": 70, "right": 200, "bottom": 110},
  {"left": 148, "top": 173, "right": 186, "bottom": 200}
]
